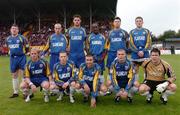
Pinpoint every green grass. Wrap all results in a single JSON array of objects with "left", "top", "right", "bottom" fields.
[{"left": 0, "top": 55, "right": 180, "bottom": 115}]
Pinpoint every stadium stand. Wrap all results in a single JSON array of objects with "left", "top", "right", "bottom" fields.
[{"left": 0, "top": 0, "right": 117, "bottom": 55}]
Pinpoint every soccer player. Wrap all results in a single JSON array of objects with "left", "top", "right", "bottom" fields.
[
  {"left": 106, "top": 17, "right": 129, "bottom": 94},
  {"left": 109, "top": 49, "right": 135, "bottom": 103},
  {"left": 76, "top": 54, "right": 104, "bottom": 108},
  {"left": 139, "top": 48, "right": 176, "bottom": 104},
  {"left": 87, "top": 23, "right": 107, "bottom": 96},
  {"left": 129, "top": 16, "right": 152, "bottom": 86},
  {"left": 6, "top": 24, "right": 29, "bottom": 98},
  {"left": 51, "top": 52, "right": 76, "bottom": 103},
  {"left": 20, "top": 48, "right": 52, "bottom": 102},
  {"left": 66, "top": 14, "right": 87, "bottom": 68},
  {"left": 42, "top": 23, "right": 67, "bottom": 72}
]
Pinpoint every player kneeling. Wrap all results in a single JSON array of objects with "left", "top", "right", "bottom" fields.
[
  {"left": 139, "top": 48, "right": 177, "bottom": 104},
  {"left": 50, "top": 52, "right": 76, "bottom": 103},
  {"left": 20, "top": 48, "right": 52, "bottom": 102},
  {"left": 109, "top": 49, "right": 136, "bottom": 103},
  {"left": 75, "top": 53, "right": 106, "bottom": 108}
]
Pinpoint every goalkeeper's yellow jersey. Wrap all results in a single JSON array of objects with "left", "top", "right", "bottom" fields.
[{"left": 142, "top": 59, "right": 175, "bottom": 81}]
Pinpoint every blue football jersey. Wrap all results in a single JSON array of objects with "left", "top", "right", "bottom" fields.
[
  {"left": 67, "top": 27, "right": 86, "bottom": 54},
  {"left": 110, "top": 58, "right": 133, "bottom": 88},
  {"left": 88, "top": 33, "right": 106, "bottom": 55},
  {"left": 6, "top": 34, "right": 28, "bottom": 56},
  {"left": 79, "top": 63, "right": 101, "bottom": 82},
  {"left": 129, "top": 28, "right": 151, "bottom": 52},
  {"left": 108, "top": 28, "right": 129, "bottom": 52},
  {"left": 43, "top": 33, "right": 67, "bottom": 54},
  {"left": 53, "top": 61, "right": 75, "bottom": 83},
  {"left": 25, "top": 59, "right": 51, "bottom": 78}
]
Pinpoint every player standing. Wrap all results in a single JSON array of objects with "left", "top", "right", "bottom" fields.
[
  {"left": 42, "top": 23, "right": 67, "bottom": 72},
  {"left": 6, "top": 24, "right": 29, "bottom": 98},
  {"left": 66, "top": 15, "right": 87, "bottom": 68}
]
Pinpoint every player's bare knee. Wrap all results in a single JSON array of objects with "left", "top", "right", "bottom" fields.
[
  {"left": 75, "top": 83, "right": 81, "bottom": 89},
  {"left": 41, "top": 81, "right": 49, "bottom": 89},
  {"left": 106, "top": 80, "right": 111, "bottom": 87},
  {"left": 84, "top": 85, "right": 90, "bottom": 93},
  {"left": 70, "top": 82, "right": 76, "bottom": 87},
  {"left": 100, "top": 85, "right": 107, "bottom": 93},
  {"left": 12, "top": 72, "right": 18, "bottom": 79},
  {"left": 134, "top": 81, "right": 140, "bottom": 87},
  {"left": 20, "top": 82, "right": 28, "bottom": 89},
  {"left": 168, "top": 83, "right": 177, "bottom": 92},
  {"left": 139, "top": 85, "right": 147, "bottom": 93},
  {"left": 50, "top": 84, "right": 56, "bottom": 90}
]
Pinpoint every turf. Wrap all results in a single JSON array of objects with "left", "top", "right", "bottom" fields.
[{"left": 0, "top": 55, "right": 180, "bottom": 115}]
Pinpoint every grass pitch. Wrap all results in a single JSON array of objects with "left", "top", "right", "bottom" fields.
[{"left": 0, "top": 55, "right": 180, "bottom": 115}]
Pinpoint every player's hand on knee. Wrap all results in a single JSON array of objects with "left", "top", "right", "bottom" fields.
[
  {"left": 138, "top": 51, "right": 144, "bottom": 57},
  {"left": 156, "top": 81, "right": 169, "bottom": 93}
]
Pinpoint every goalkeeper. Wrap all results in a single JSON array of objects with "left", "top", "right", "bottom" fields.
[{"left": 139, "top": 48, "right": 176, "bottom": 104}]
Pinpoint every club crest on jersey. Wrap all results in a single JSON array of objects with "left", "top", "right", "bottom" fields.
[
  {"left": 125, "top": 65, "right": 129, "bottom": 70},
  {"left": 111, "top": 33, "right": 115, "bottom": 36},
  {"left": 39, "top": 64, "right": 43, "bottom": 68},
  {"left": 80, "top": 31, "right": 83, "bottom": 34},
  {"left": 16, "top": 40, "right": 20, "bottom": 43},
  {"left": 67, "top": 67, "right": 71, "bottom": 71},
  {"left": 119, "top": 33, "right": 123, "bottom": 36},
  {"left": 143, "top": 32, "right": 146, "bottom": 34}
]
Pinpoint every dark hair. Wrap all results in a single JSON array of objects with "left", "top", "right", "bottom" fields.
[
  {"left": 150, "top": 48, "right": 161, "bottom": 55},
  {"left": 86, "top": 52, "right": 93, "bottom": 57},
  {"left": 11, "top": 24, "right": 19, "bottom": 28},
  {"left": 117, "top": 49, "right": 126, "bottom": 53},
  {"left": 135, "top": 16, "right": 143, "bottom": 21},
  {"left": 114, "top": 17, "right": 121, "bottom": 22},
  {"left": 59, "top": 51, "right": 67, "bottom": 55},
  {"left": 73, "top": 14, "right": 81, "bottom": 20}
]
